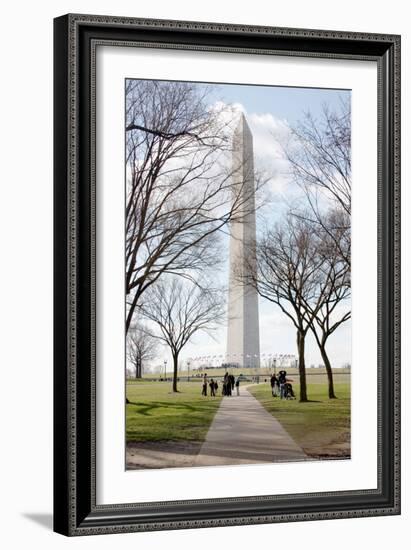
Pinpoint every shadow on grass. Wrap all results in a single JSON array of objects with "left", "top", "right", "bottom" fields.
[{"left": 126, "top": 400, "right": 204, "bottom": 416}]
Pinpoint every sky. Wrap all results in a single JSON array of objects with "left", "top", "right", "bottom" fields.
[
  {"left": 208, "top": 83, "right": 348, "bottom": 127},
  {"left": 128, "top": 81, "right": 351, "bottom": 374}
]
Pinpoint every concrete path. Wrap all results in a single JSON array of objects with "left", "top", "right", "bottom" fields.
[{"left": 194, "top": 386, "right": 306, "bottom": 466}]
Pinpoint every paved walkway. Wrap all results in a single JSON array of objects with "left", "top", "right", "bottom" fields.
[{"left": 194, "top": 386, "right": 307, "bottom": 466}]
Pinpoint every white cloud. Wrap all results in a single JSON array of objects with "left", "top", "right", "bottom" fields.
[{"left": 212, "top": 101, "right": 300, "bottom": 199}]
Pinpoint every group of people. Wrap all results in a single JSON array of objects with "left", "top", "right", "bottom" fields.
[
  {"left": 222, "top": 372, "right": 240, "bottom": 396},
  {"left": 270, "top": 370, "right": 296, "bottom": 399},
  {"left": 200, "top": 370, "right": 295, "bottom": 399},
  {"left": 201, "top": 372, "right": 240, "bottom": 397}
]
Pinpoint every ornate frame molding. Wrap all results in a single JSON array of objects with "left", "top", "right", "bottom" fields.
[{"left": 54, "top": 14, "right": 401, "bottom": 536}]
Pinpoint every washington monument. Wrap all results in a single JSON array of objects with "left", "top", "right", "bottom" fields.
[{"left": 226, "top": 113, "right": 260, "bottom": 369}]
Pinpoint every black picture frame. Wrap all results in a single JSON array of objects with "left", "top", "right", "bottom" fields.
[{"left": 53, "top": 13, "right": 401, "bottom": 536}]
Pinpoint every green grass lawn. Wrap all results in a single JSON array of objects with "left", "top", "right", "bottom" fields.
[
  {"left": 126, "top": 381, "right": 222, "bottom": 443},
  {"left": 248, "top": 382, "right": 351, "bottom": 458}
]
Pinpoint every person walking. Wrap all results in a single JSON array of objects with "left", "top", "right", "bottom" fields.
[
  {"left": 222, "top": 372, "right": 227, "bottom": 396},
  {"left": 223, "top": 372, "right": 231, "bottom": 396},
  {"left": 278, "top": 370, "right": 287, "bottom": 399},
  {"left": 227, "top": 374, "right": 232, "bottom": 396},
  {"left": 202, "top": 373, "right": 208, "bottom": 396},
  {"left": 270, "top": 373, "right": 277, "bottom": 397},
  {"left": 235, "top": 377, "right": 240, "bottom": 396},
  {"left": 209, "top": 378, "right": 216, "bottom": 397}
]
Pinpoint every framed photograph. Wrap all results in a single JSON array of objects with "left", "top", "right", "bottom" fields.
[{"left": 53, "top": 14, "right": 400, "bottom": 536}]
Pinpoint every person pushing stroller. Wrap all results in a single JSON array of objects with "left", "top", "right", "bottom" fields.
[{"left": 278, "top": 370, "right": 296, "bottom": 399}]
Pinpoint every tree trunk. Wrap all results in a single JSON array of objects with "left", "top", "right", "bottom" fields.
[
  {"left": 320, "top": 341, "right": 337, "bottom": 399},
  {"left": 135, "top": 357, "right": 142, "bottom": 379},
  {"left": 297, "top": 330, "right": 308, "bottom": 402},
  {"left": 125, "top": 300, "right": 136, "bottom": 334},
  {"left": 125, "top": 288, "right": 141, "bottom": 334},
  {"left": 172, "top": 352, "right": 179, "bottom": 392}
]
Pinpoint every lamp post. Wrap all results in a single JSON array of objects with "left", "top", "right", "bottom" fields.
[
  {"left": 187, "top": 360, "right": 191, "bottom": 382},
  {"left": 164, "top": 359, "right": 167, "bottom": 381}
]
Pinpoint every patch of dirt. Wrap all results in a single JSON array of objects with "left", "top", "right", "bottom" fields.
[
  {"left": 126, "top": 440, "right": 202, "bottom": 470},
  {"left": 302, "top": 430, "right": 351, "bottom": 459}
]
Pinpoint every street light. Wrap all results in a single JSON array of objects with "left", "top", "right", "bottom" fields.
[
  {"left": 187, "top": 360, "right": 191, "bottom": 382},
  {"left": 164, "top": 359, "right": 167, "bottom": 381}
]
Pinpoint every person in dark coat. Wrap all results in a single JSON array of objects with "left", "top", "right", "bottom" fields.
[
  {"left": 202, "top": 373, "right": 208, "bottom": 396},
  {"left": 278, "top": 370, "right": 287, "bottom": 399},
  {"left": 222, "top": 372, "right": 228, "bottom": 396},
  {"left": 270, "top": 373, "right": 278, "bottom": 397},
  {"left": 209, "top": 378, "right": 216, "bottom": 397},
  {"left": 224, "top": 372, "right": 232, "bottom": 396}
]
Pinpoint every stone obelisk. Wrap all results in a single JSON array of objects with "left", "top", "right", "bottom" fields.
[{"left": 226, "top": 113, "right": 260, "bottom": 369}]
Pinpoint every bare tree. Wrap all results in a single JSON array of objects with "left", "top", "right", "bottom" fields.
[
  {"left": 126, "top": 80, "right": 259, "bottom": 332},
  {"left": 304, "top": 220, "right": 351, "bottom": 398},
  {"left": 286, "top": 100, "right": 351, "bottom": 267},
  {"left": 139, "top": 277, "right": 225, "bottom": 392},
  {"left": 242, "top": 215, "right": 325, "bottom": 402},
  {"left": 278, "top": 101, "right": 351, "bottom": 398},
  {"left": 126, "top": 323, "right": 158, "bottom": 378}
]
